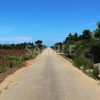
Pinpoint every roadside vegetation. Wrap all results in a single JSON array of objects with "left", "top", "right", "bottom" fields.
[
  {"left": 52, "top": 22, "right": 100, "bottom": 80},
  {"left": 0, "top": 40, "right": 46, "bottom": 73}
]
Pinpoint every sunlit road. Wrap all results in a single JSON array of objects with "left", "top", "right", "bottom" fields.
[{"left": 0, "top": 48, "right": 100, "bottom": 100}]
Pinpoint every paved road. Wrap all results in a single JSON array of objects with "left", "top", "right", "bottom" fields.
[{"left": 0, "top": 48, "right": 100, "bottom": 100}]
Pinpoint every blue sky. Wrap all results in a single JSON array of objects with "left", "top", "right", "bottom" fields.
[{"left": 0, "top": 0, "right": 100, "bottom": 46}]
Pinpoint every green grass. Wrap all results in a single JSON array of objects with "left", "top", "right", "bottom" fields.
[
  {"left": 74, "top": 55, "right": 94, "bottom": 70},
  {"left": 23, "top": 55, "right": 33, "bottom": 60},
  {"left": 73, "top": 55, "right": 100, "bottom": 80},
  {"left": 7, "top": 55, "right": 22, "bottom": 68},
  {"left": 0, "top": 67, "right": 8, "bottom": 73},
  {"left": 93, "top": 67, "right": 100, "bottom": 79}
]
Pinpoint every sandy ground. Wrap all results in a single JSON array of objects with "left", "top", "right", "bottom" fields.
[{"left": 0, "top": 48, "right": 100, "bottom": 100}]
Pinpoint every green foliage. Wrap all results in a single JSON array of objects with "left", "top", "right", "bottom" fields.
[
  {"left": 9, "top": 60, "right": 18, "bottom": 68},
  {"left": 0, "top": 41, "right": 46, "bottom": 73},
  {"left": 94, "top": 29, "right": 100, "bottom": 38},
  {"left": 93, "top": 67, "right": 99, "bottom": 79},
  {"left": 82, "top": 29, "right": 91, "bottom": 40},
  {"left": 7, "top": 55, "right": 21, "bottom": 60},
  {"left": 74, "top": 56, "right": 84, "bottom": 68},
  {"left": 0, "top": 42, "right": 35, "bottom": 49},
  {"left": 97, "top": 22, "right": 100, "bottom": 29},
  {"left": 64, "top": 33, "right": 79, "bottom": 45},
  {"left": 0, "top": 55, "right": 3, "bottom": 59},
  {"left": 35, "top": 40, "right": 42, "bottom": 45},
  {"left": 53, "top": 21, "right": 100, "bottom": 79},
  {"left": 0, "top": 67, "right": 8, "bottom": 73},
  {"left": 35, "top": 40, "right": 43, "bottom": 49},
  {"left": 7, "top": 55, "right": 22, "bottom": 68},
  {"left": 74, "top": 55, "right": 94, "bottom": 70},
  {"left": 23, "top": 55, "right": 33, "bottom": 60},
  {"left": 23, "top": 47, "right": 43, "bottom": 60}
]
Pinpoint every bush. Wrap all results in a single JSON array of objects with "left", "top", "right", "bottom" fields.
[
  {"left": 83, "top": 59, "right": 94, "bottom": 70},
  {"left": 23, "top": 55, "right": 33, "bottom": 60},
  {"left": 0, "top": 67, "right": 8, "bottom": 73},
  {"left": 7, "top": 55, "right": 21, "bottom": 61},
  {"left": 7, "top": 55, "right": 22, "bottom": 68},
  {"left": 74, "top": 56, "right": 84, "bottom": 68},
  {"left": 74, "top": 55, "right": 94, "bottom": 70},
  {"left": 93, "top": 67, "right": 100, "bottom": 79},
  {"left": 0, "top": 55, "right": 3, "bottom": 59},
  {"left": 8, "top": 60, "right": 20, "bottom": 68}
]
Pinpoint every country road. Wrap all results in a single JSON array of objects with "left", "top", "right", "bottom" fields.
[{"left": 0, "top": 48, "right": 100, "bottom": 100}]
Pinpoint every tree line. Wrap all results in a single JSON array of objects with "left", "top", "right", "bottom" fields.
[
  {"left": 53, "top": 22, "right": 100, "bottom": 63},
  {"left": 0, "top": 40, "right": 45, "bottom": 49},
  {"left": 52, "top": 22, "right": 100, "bottom": 79}
]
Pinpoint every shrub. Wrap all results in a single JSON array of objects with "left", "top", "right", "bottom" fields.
[
  {"left": 0, "top": 55, "right": 3, "bottom": 59},
  {"left": 8, "top": 60, "right": 20, "bottom": 68},
  {"left": 93, "top": 67, "right": 100, "bottom": 79},
  {"left": 83, "top": 59, "right": 94, "bottom": 70},
  {"left": 74, "top": 56, "right": 84, "bottom": 68},
  {"left": 0, "top": 67, "right": 8, "bottom": 73},
  {"left": 7, "top": 55, "right": 21, "bottom": 61},
  {"left": 23, "top": 55, "right": 33, "bottom": 60},
  {"left": 7, "top": 55, "right": 22, "bottom": 68},
  {"left": 74, "top": 55, "right": 94, "bottom": 70}
]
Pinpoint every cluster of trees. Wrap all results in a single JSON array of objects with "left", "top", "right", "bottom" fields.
[
  {"left": 53, "top": 22, "right": 100, "bottom": 79},
  {"left": 0, "top": 40, "right": 45, "bottom": 50},
  {"left": 53, "top": 22, "right": 100, "bottom": 63}
]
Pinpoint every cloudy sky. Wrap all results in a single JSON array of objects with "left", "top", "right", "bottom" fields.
[{"left": 0, "top": 0, "right": 100, "bottom": 45}]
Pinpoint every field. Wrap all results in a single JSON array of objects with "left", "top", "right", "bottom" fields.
[
  {"left": 0, "top": 49, "right": 26, "bottom": 56},
  {"left": 0, "top": 49, "right": 27, "bottom": 69},
  {"left": 0, "top": 41, "right": 45, "bottom": 83}
]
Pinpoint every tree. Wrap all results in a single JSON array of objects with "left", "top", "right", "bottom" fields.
[
  {"left": 82, "top": 30, "right": 91, "bottom": 40},
  {"left": 94, "top": 22, "right": 100, "bottom": 38},
  {"left": 97, "top": 22, "right": 100, "bottom": 29},
  {"left": 64, "top": 33, "right": 73, "bottom": 44},
  {"left": 58, "top": 42, "right": 63, "bottom": 52},
  {"left": 94, "top": 29, "right": 100, "bottom": 38},
  {"left": 73, "top": 33, "right": 79, "bottom": 42},
  {"left": 35, "top": 40, "right": 43, "bottom": 49}
]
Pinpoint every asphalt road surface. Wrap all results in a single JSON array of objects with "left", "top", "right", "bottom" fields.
[{"left": 0, "top": 48, "right": 100, "bottom": 100}]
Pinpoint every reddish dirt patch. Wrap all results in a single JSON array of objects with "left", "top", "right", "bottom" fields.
[
  {"left": 0, "top": 49, "right": 27, "bottom": 68},
  {"left": 0, "top": 49, "right": 26, "bottom": 56}
]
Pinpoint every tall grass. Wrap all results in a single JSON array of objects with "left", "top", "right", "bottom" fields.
[
  {"left": 7, "top": 55, "right": 22, "bottom": 68},
  {"left": 0, "top": 67, "right": 8, "bottom": 73},
  {"left": 74, "top": 55, "right": 100, "bottom": 79},
  {"left": 93, "top": 67, "right": 100, "bottom": 79},
  {"left": 74, "top": 55, "right": 94, "bottom": 70}
]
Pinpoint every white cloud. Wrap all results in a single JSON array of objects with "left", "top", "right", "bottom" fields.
[{"left": 0, "top": 37, "right": 33, "bottom": 43}]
